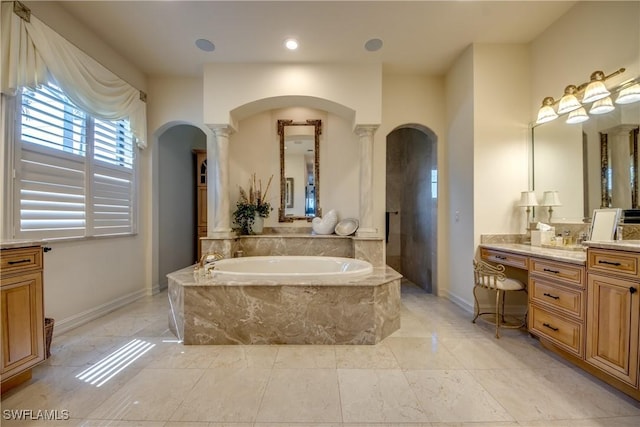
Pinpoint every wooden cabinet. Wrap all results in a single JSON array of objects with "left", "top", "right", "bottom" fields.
[
  {"left": 528, "top": 257, "right": 586, "bottom": 357},
  {"left": 586, "top": 248, "right": 640, "bottom": 388},
  {"left": 479, "top": 248, "right": 528, "bottom": 269},
  {"left": 1, "top": 245, "right": 45, "bottom": 393},
  {"left": 194, "top": 150, "right": 207, "bottom": 261}
]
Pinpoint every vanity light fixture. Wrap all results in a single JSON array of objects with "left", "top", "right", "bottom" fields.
[
  {"left": 557, "top": 85, "right": 581, "bottom": 115},
  {"left": 542, "top": 190, "right": 562, "bottom": 223},
  {"left": 535, "top": 67, "right": 626, "bottom": 124},
  {"left": 590, "top": 96, "right": 615, "bottom": 115},
  {"left": 566, "top": 107, "right": 589, "bottom": 124},
  {"left": 582, "top": 71, "right": 611, "bottom": 104},
  {"left": 615, "top": 82, "right": 640, "bottom": 104},
  {"left": 536, "top": 97, "right": 558, "bottom": 124}
]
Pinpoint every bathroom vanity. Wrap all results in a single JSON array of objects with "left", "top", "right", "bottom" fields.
[
  {"left": 0, "top": 241, "right": 46, "bottom": 394},
  {"left": 479, "top": 241, "right": 640, "bottom": 401}
]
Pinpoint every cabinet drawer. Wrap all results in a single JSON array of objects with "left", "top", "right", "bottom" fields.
[
  {"left": 588, "top": 249, "right": 640, "bottom": 279},
  {"left": 529, "top": 258, "right": 584, "bottom": 288},
  {"left": 529, "top": 305, "right": 583, "bottom": 357},
  {"left": 0, "top": 247, "right": 42, "bottom": 278},
  {"left": 480, "top": 248, "right": 528, "bottom": 269},
  {"left": 530, "top": 278, "right": 584, "bottom": 320}
]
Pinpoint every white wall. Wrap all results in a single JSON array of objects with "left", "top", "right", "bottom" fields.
[
  {"left": 474, "top": 44, "right": 531, "bottom": 237},
  {"left": 444, "top": 45, "right": 475, "bottom": 306},
  {"left": 203, "top": 64, "right": 381, "bottom": 127},
  {"left": 3, "top": 3, "right": 150, "bottom": 332}
]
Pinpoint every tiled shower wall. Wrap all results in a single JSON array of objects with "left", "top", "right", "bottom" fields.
[{"left": 386, "top": 128, "right": 437, "bottom": 292}]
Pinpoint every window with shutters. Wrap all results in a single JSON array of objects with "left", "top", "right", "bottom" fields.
[{"left": 13, "top": 82, "right": 137, "bottom": 239}]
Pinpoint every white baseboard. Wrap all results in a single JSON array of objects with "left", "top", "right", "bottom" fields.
[
  {"left": 53, "top": 288, "right": 148, "bottom": 335},
  {"left": 443, "top": 289, "right": 527, "bottom": 316},
  {"left": 444, "top": 290, "right": 475, "bottom": 314}
]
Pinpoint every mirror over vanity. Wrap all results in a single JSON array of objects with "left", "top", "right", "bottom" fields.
[
  {"left": 277, "top": 119, "right": 321, "bottom": 222},
  {"left": 532, "top": 76, "right": 640, "bottom": 222}
]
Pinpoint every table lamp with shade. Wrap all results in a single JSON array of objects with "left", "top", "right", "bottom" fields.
[
  {"left": 542, "top": 191, "right": 562, "bottom": 222},
  {"left": 518, "top": 191, "right": 539, "bottom": 232}
]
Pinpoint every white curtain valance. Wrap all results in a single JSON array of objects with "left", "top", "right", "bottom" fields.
[{"left": 1, "top": 2, "right": 147, "bottom": 148}]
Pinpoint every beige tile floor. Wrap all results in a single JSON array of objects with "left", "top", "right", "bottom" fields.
[{"left": 2, "top": 282, "right": 640, "bottom": 426}]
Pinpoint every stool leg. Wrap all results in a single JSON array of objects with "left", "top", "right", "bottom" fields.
[
  {"left": 472, "top": 285, "right": 480, "bottom": 323},
  {"left": 495, "top": 289, "right": 501, "bottom": 338}
]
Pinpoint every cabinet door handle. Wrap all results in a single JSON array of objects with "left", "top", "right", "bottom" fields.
[
  {"left": 598, "top": 260, "right": 622, "bottom": 266},
  {"left": 495, "top": 255, "right": 507, "bottom": 260},
  {"left": 631, "top": 287, "right": 637, "bottom": 295},
  {"left": 543, "top": 292, "right": 560, "bottom": 300},
  {"left": 543, "top": 268, "right": 560, "bottom": 274},
  {"left": 542, "top": 322, "right": 559, "bottom": 332},
  {"left": 7, "top": 259, "right": 30, "bottom": 265}
]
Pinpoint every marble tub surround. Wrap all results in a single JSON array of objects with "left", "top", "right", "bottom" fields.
[
  {"left": 168, "top": 264, "right": 401, "bottom": 345},
  {"left": 201, "top": 234, "right": 386, "bottom": 266}
]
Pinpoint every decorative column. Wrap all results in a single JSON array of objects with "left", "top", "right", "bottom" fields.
[
  {"left": 354, "top": 125, "right": 379, "bottom": 236},
  {"left": 208, "top": 126, "right": 233, "bottom": 236}
]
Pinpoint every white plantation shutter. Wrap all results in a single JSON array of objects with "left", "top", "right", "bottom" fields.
[
  {"left": 14, "top": 82, "right": 137, "bottom": 239},
  {"left": 18, "top": 145, "right": 86, "bottom": 238},
  {"left": 92, "top": 165, "right": 134, "bottom": 235}
]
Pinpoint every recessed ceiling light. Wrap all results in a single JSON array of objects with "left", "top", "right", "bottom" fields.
[
  {"left": 284, "top": 38, "right": 299, "bottom": 50},
  {"left": 195, "top": 38, "right": 215, "bottom": 52},
  {"left": 364, "top": 38, "right": 383, "bottom": 52}
]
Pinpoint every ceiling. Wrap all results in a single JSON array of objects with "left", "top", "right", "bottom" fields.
[{"left": 53, "top": 1, "right": 577, "bottom": 77}]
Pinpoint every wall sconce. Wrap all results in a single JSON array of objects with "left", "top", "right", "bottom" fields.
[
  {"left": 542, "top": 190, "right": 561, "bottom": 222},
  {"left": 535, "top": 67, "right": 638, "bottom": 125},
  {"left": 518, "top": 191, "right": 538, "bottom": 230}
]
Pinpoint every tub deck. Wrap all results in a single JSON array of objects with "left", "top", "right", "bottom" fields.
[{"left": 167, "top": 265, "right": 402, "bottom": 345}]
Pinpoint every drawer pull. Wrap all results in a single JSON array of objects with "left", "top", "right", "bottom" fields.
[
  {"left": 543, "top": 268, "right": 560, "bottom": 274},
  {"left": 495, "top": 255, "right": 507, "bottom": 260},
  {"left": 598, "top": 260, "right": 622, "bottom": 266},
  {"left": 543, "top": 292, "right": 560, "bottom": 300},
  {"left": 631, "top": 287, "right": 637, "bottom": 295},
  {"left": 7, "top": 259, "right": 30, "bottom": 265},
  {"left": 543, "top": 322, "right": 559, "bottom": 332}
]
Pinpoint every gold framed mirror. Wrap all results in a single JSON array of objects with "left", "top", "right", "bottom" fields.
[{"left": 277, "top": 119, "right": 321, "bottom": 222}]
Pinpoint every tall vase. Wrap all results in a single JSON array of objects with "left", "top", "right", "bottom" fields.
[{"left": 253, "top": 213, "right": 264, "bottom": 234}]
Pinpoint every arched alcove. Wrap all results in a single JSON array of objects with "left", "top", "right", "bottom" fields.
[
  {"left": 151, "top": 121, "right": 212, "bottom": 292},
  {"left": 386, "top": 124, "right": 438, "bottom": 293}
]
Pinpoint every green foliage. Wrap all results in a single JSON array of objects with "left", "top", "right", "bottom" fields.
[
  {"left": 233, "top": 176, "right": 273, "bottom": 235},
  {"left": 233, "top": 200, "right": 272, "bottom": 235}
]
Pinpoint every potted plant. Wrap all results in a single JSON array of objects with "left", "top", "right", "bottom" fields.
[{"left": 233, "top": 174, "right": 273, "bottom": 235}]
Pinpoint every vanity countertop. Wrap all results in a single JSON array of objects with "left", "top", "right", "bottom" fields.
[
  {"left": 0, "top": 239, "right": 47, "bottom": 250},
  {"left": 585, "top": 240, "right": 640, "bottom": 253},
  {"left": 479, "top": 243, "right": 586, "bottom": 265}
]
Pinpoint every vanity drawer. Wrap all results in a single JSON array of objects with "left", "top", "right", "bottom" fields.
[
  {"left": 529, "top": 305, "right": 583, "bottom": 357},
  {"left": 480, "top": 248, "right": 528, "bottom": 269},
  {"left": 529, "top": 258, "right": 584, "bottom": 288},
  {"left": 588, "top": 249, "right": 640, "bottom": 279},
  {"left": 529, "top": 277, "right": 584, "bottom": 320},
  {"left": 0, "top": 247, "right": 42, "bottom": 279}
]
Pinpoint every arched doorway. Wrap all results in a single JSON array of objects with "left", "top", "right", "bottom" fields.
[
  {"left": 386, "top": 124, "right": 438, "bottom": 293},
  {"left": 155, "top": 124, "right": 207, "bottom": 290}
]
